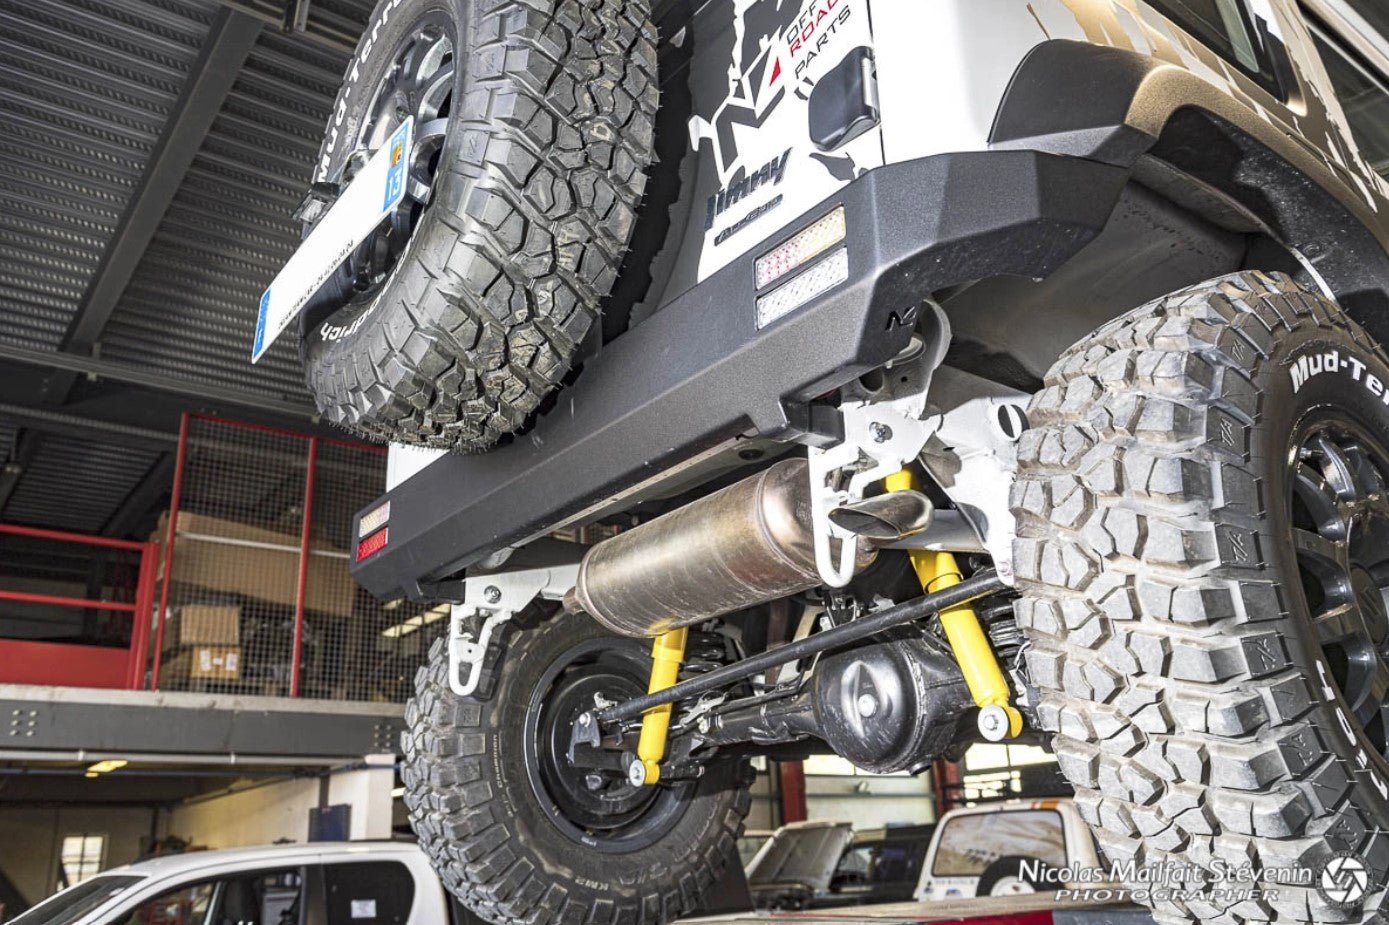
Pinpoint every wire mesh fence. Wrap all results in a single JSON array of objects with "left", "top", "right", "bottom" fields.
[{"left": 154, "top": 415, "right": 430, "bottom": 701}]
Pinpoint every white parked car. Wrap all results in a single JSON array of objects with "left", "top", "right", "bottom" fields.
[
  {"left": 9, "top": 841, "right": 454, "bottom": 925},
  {"left": 917, "top": 800, "right": 1110, "bottom": 901}
]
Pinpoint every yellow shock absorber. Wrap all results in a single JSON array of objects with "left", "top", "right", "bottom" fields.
[
  {"left": 884, "top": 470, "right": 1023, "bottom": 740},
  {"left": 634, "top": 627, "right": 689, "bottom": 785}
]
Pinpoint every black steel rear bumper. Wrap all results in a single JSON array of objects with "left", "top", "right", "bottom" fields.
[{"left": 351, "top": 150, "right": 1129, "bottom": 600}]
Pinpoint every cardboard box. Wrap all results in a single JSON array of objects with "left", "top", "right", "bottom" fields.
[
  {"left": 160, "top": 645, "right": 242, "bottom": 684},
  {"left": 191, "top": 645, "right": 241, "bottom": 679},
  {"left": 163, "top": 604, "right": 240, "bottom": 651},
  {"left": 153, "top": 511, "right": 356, "bottom": 616}
]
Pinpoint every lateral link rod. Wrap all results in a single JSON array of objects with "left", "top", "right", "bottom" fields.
[{"left": 593, "top": 569, "right": 1006, "bottom": 725}]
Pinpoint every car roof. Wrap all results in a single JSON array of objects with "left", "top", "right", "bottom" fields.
[
  {"left": 850, "top": 823, "right": 936, "bottom": 843},
  {"left": 939, "top": 799, "right": 1073, "bottom": 820},
  {"left": 101, "top": 841, "right": 422, "bottom": 881}
]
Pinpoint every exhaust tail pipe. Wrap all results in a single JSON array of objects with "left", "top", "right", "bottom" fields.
[
  {"left": 828, "top": 492, "right": 933, "bottom": 541},
  {"left": 568, "top": 459, "right": 932, "bottom": 638}
]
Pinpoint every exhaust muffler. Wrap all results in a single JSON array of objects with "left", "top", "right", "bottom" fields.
[{"left": 568, "top": 459, "right": 930, "bottom": 637}]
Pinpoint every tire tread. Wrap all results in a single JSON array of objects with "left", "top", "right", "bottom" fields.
[
  {"left": 1012, "top": 271, "right": 1389, "bottom": 924},
  {"left": 307, "top": 0, "right": 658, "bottom": 450}
]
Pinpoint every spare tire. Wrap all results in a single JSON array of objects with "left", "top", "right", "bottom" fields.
[{"left": 300, "top": 0, "right": 658, "bottom": 450}]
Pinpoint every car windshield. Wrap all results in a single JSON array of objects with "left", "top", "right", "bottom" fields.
[
  {"left": 832, "top": 836, "right": 929, "bottom": 891},
  {"left": 9, "top": 876, "right": 144, "bottom": 925}
]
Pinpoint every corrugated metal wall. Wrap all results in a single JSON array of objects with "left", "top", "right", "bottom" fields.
[
  {"left": 0, "top": 0, "right": 212, "bottom": 350},
  {"left": 101, "top": 26, "right": 352, "bottom": 402},
  {"left": 4, "top": 435, "right": 161, "bottom": 533},
  {"left": 0, "top": 0, "right": 375, "bottom": 534}
]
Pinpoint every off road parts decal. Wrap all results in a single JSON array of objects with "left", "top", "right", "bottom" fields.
[
  {"left": 1289, "top": 347, "right": 1389, "bottom": 404},
  {"left": 689, "top": 0, "right": 881, "bottom": 280},
  {"left": 788, "top": 0, "right": 853, "bottom": 79},
  {"left": 706, "top": 149, "right": 790, "bottom": 230}
]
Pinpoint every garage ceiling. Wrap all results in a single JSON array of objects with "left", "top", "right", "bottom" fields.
[{"left": 0, "top": 0, "right": 373, "bottom": 537}]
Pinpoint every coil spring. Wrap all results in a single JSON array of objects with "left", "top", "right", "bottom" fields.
[
  {"left": 671, "top": 631, "right": 729, "bottom": 717},
  {"left": 981, "top": 597, "right": 1024, "bottom": 664},
  {"left": 680, "top": 631, "right": 728, "bottom": 680}
]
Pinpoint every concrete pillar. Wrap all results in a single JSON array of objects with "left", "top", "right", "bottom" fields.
[{"left": 327, "top": 754, "right": 395, "bottom": 840}]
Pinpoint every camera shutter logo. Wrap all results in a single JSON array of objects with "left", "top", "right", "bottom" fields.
[{"left": 1321, "top": 854, "right": 1371, "bottom": 907}]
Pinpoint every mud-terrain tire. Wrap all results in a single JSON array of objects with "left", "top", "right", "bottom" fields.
[
  {"left": 301, "top": 0, "right": 658, "bottom": 450},
  {"left": 401, "top": 612, "right": 753, "bottom": 925},
  {"left": 1012, "top": 271, "right": 1389, "bottom": 924}
]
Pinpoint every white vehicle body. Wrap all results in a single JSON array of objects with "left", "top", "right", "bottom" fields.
[
  {"left": 915, "top": 800, "right": 1107, "bottom": 901},
  {"left": 377, "top": 0, "right": 1389, "bottom": 591},
  {"left": 10, "top": 842, "right": 449, "bottom": 925}
]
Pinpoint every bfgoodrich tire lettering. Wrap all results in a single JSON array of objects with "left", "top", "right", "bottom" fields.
[
  {"left": 401, "top": 614, "right": 753, "bottom": 925},
  {"left": 1012, "top": 271, "right": 1389, "bottom": 924},
  {"left": 302, "top": 0, "right": 658, "bottom": 451}
]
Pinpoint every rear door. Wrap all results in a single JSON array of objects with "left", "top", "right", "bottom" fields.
[
  {"left": 683, "top": 0, "right": 885, "bottom": 283},
  {"left": 317, "top": 859, "right": 416, "bottom": 925},
  {"left": 918, "top": 808, "right": 1066, "bottom": 900}
]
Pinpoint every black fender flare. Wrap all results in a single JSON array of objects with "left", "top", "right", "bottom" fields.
[{"left": 991, "top": 39, "right": 1389, "bottom": 341}]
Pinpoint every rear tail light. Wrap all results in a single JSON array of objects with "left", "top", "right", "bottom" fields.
[
  {"left": 356, "top": 527, "right": 389, "bottom": 562},
  {"left": 754, "top": 206, "right": 846, "bottom": 290},
  {"left": 756, "top": 248, "right": 850, "bottom": 329},
  {"left": 358, "top": 500, "right": 390, "bottom": 536}
]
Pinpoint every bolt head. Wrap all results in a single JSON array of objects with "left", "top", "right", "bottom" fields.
[
  {"left": 578, "top": 712, "right": 591, "bottom": 726},
  {"left": 855, "top": 693, "right": 878, "bottom": 717},
  {"left": 870, "top": 423, "right": 893, "bottom": 443},
  {"left": 585, "top": 773, "right": 605, "bottom": 791},
  {"left": 978, "top": 705, "right": 1010, "bottom": 742},
  {"left": 483, "top": 585, "right": 502, "bottom": 604},
  {"left": 627, "top": 760, "right": 647, "bottom": 787}
]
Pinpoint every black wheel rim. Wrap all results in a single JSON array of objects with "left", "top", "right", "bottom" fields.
[
  {"left": 522, "top": 638, "right": 694, "bottom": 853},
  {"left": 336, "top": 11, "right": 455, "bottom": 298},
  {"left": 1290, "top": 417, "right": 1389, "bottom": 759}
]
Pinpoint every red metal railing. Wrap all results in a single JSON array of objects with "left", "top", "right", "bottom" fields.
[
  {"left": 150, "top": 412, "right": 190, "bottom": 688},
  {"left": 151, "top": 413, "right": 406, "bottom": 701},
  {"left": 0, "top": 523, "right": 158, "bottom": 690},
  {"left": 289, "top": 436, "right": 318, "bottom": 698},
  {"left": 1, "top": 412, "right": 400, "bottom": 697}
]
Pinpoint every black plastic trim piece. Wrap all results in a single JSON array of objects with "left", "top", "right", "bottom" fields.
[
  {"left": 991, "top": 39, "right": 1389, "bottom": 340},
  {"left": 352, "top": 150, "right": 1128, "bottom": 600}
]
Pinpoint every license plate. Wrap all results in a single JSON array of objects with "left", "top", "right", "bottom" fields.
[{"left": 252, "top": 117, "right": 414, "bottom": 363}]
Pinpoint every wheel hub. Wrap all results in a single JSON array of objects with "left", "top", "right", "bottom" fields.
[
  {"left": 337, "top": 13, "right": 455, "bottom": 295},
  {"left": 537, "top": 670, "right": 656, "bottom": 830},
  {"left": 1291, "top": 423, "right": 1389, "bottom": 756},
  {"left": 522, "top": 638, "right": 692, "bottom": 851}
]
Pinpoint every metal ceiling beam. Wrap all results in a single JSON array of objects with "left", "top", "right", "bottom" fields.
[
  {"left": 284, "top": 0, "right": 312, "bottom": 33},
  {"left": 0, "top": 431, "right": 43, "bottom": 517},
  {"left": 55, "top": 7, "right": 263, "bottom": 371},
  {"left": 213, "top": 0, "right": 354, "bottom": 53},
  {"left": 102, "top": 453, "right": 177, "bottom": 538},
  {"left": 0, "top": 347, "right": 316, "bottom": 421},
  {"left": 0, "top": 401, "right": 176, "bottom": 451}
]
